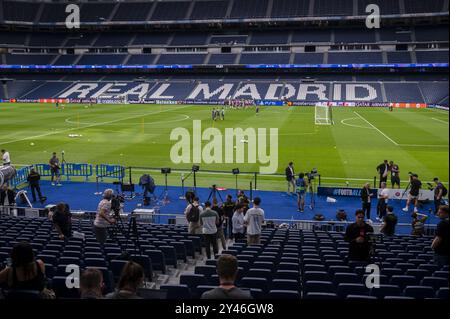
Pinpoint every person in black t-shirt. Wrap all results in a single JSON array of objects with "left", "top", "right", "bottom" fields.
[
  {"left": 389, "top": 161, "right": 400, "bottom": 189},
  {"left": 27, "top": 168, "right": 45, "bottom": 203},
  {"left": 345, "top": 209, "right": 374, "bottom": 262},
  {"left": 432, "top": 205, "right": 449, "bottom": 267},
  {"left": 361, "top": 183, "right": 373, "bottom": 221},
  {"left": 212, "top": 198, "right": 227, "bottom": 250},
  {"left": 403, "top": 174, "right": 421, "bottom": 213},
  {"left": 380, "top": 205, "right": 398, "bottom": 237},
  {"left": 433, "top": 178, "right": 447, "bottom": 215},
  {"left": 376, "top": 160, "right": 389, "bottom": 188},
  {"left": 222, "top": 194, "right": 235, "bottom": 239}
]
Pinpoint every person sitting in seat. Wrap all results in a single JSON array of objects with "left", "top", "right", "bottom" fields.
[
  {"left": 201, "top": 254, "right": 252, "bottom": 299},
  {"left": 80, "top": 268, "right": 104, "bottom": 299},
  {"left": 0, "top": 242, "right": 47, "bottom": 293},
  {"left": 106, "top": 261, "right": 144, "bottom": 299}
]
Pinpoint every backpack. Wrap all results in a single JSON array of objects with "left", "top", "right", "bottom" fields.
[
  {"left": 187, "top": 205, "right": 200, "bottom": 223},
  {"left": 441, "top": 184, "right": 448, "bottom": 197}
]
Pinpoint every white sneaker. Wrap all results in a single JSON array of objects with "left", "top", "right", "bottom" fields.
[
  {"left": 57, "top": 183, "right": 62, "bottom": 187},
  {"left": 367, "top": 219, "right": 373, "bottom": 224},
  {"left": 402, "top": 207, "right": 408, "bottom": 212},
  {"left": 51, "top": 183, "right": 55, "bottom": 186},
  {"left": 414, "top": 208, "right": 418, "bottom": 213},
  {"left": 376, "top": 217, "right": 380, "bottom": 221}
]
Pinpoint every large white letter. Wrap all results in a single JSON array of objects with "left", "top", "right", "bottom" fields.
[
  {"left": 170, "top": 127, "right": 191, "bottom": 164},
  {"left": 297, "top": 84, "right": 328, "bottom": 101},
  {"left": 346, "top": 84, "right": 377, "bottom": 101},
  {"left": 202, "top": 128, "right": 222, "bottom": 164},
  {"left": 65, "top": 4, "right": 80, "bottom": 29},
  {"left": 59, "top": 83, "right": 98, "bottom": 98},
  {"left": 149, "top": 83, "right": 174, "bottom": 99},
  {"left": 187, "top": 84, "right": 234, "bottom": 100},
  {"left": 366, "top": 4, "right": 381, "bottom": 29},
  {"left": 233, "top": 84, "right": 261, "bottom": 100}
]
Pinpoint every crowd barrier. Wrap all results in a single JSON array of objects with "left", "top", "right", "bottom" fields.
[
  {"left": 34, "top": 163, "right": 65, "bottom": 177},
  {"left": 65, "top": 163, "right": 93, "bottom": 181},
  {"left": 95, "top": 164, "right": 125, "bottom": 182},
  {"left": 10, "top": 166, "right": 32, "bottom": 188}
]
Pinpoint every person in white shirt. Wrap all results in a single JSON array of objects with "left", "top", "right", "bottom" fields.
[
  {"left": 377, "top": 182, "right": 390, "bottom": 221},
  {"left": 232, "top": 204, "right": 245, "bottom": 241},
  {"left": 244, "top": 197, "right": 265, "bottom": 245},
  {"left": 1, "top": 149, "right": 10, "bottom": 166}
]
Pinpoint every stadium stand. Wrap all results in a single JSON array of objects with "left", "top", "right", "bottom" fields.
[{"left": 0, "top": 0, "right": 448, "bottom": 302}]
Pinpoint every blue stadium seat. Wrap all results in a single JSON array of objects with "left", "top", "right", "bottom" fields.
[
  {"left": 160, "top": 284, "right": 191, "bottom": 299},
  {"left": 389, "top": 275, "right": 418, "bottom": 290},
  {"left": 84, "top": 258, "right": 107, "bottom": 268},
  {"left": 370, "top": 285, "right": 402, "bottom": 299},
  {"left": 4, "top": 289, "right": 41, "bottom": 300},
  {"left": 268, "top": 290, "right": 300, "bottom": 299},
  {"left": 436, "top": 287, "right": 448, "bottom": 299},
  {"left": 240, "top": 277, "right": 269, "bottom": 293},
  {"left": 420, "top": 277, "right": 448, "bottom": 290},
  {"left": 337, "top": 283, "right": 369, "bottom": 298},
  {"left": 275, "top": 270, "right": 300, "bottom": 281},
  {"left": 403, "top": 286, "right": 435, "bottom": 299},
  {"left": 270, "top": 279, "right": 300, "bottom": 292},
  {"left": 247, "top": 269, "right": 272, "bottom": 281},
  {"left": 160, "top": 246, "right": 178, "bottom": 268},
  {"left": 179, "top": 274, "right": 207, "bottom": 293},
  {"left": 303, "top": 271, "right": 331, "bottom": 282},
  {"left": 130, "top": 255, "right": 153, "bottom": 280},
  {"left": 110, "top": 260, "right": 127, "bottom": 281},
  {"left": 195, "top": 265, "right": 217, "bottom": 278},
  {"left": 51, "top": 276, "right": 80, "bottom": 299},
  {"left": 304, "top": 281, "right": 336, "bottom": 294},
  {"left": 333, "top": 273, "right": 360, "bottom": 286},
  {"left": 146, "top": 250, "right": 166, "bottom": 274},
  {"left": 196, "top": 285, "right": 217, "bottom": 297},
  {"left": 304, "top": 292, "right": 339, "bottom": 299}
]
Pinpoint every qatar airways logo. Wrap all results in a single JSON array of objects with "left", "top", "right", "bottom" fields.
[{"left": 170, "top": 120, "right": 278, "bottom": 174}]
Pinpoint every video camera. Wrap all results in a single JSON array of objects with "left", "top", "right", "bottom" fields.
[
  {"left": 111, "top": 194, "right": 125, "bottom": 215},
  {"left": 305, "top": 168, "right": 319, "bottom": 181}
]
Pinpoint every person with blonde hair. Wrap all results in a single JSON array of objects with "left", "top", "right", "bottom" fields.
[{"left": 106, "top": 261, "right": 144, "bottom": 299}]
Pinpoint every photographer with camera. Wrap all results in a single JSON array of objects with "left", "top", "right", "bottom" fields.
[
  {"left": 296, "top": 173, "right": 308, "bottom": 212},
  {"left": 94, "top": 189, "right": 116, "bottom": 244},
  {"left": 345, "top": 210, "right": 374, "bottom": 262},
  {"left": 402, "top": 173, "right": 422, "bottom": 213},
  {"left": 432, "top": 178, "right": 447, "bottom": 215}
]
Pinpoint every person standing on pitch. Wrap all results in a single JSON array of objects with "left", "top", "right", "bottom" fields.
[
  {"left": 49, "top": 152, "right": 62, "bottom": 186},
  {"left": 403, "top": 174, "right": 422, "bottom": 213},
  {"left": 221, "top": 107, "right": 225, "bottom": 120},
  {"left": 285, "top": 162, "right": 296, "bottom": 196},
  {"left": 361, "top": 183, "right": 373, "bottom": 222},
  {"left": 389, "top": 161, "right": 400, "bottom": 189},
  {"left": 376, "top": 160, "right": 389, "bottom": 188}
]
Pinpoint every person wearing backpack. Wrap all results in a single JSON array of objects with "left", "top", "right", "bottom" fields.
[
  {"left": 184, "top": 196, "right": 203, "bottom": 234},
  {"left": 433, "top": 178, "right": 448, "bottom": 215}
]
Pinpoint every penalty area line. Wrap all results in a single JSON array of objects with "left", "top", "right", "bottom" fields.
[{"left": 353, "top": 111, "right": 399, "bottom": 146}]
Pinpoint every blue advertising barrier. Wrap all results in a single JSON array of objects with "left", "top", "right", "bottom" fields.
[
  {"left": 96, "top": 164, "right": 125, "bottom": 181},
  {"left": 318, "top": 186, "right": 378, "bottom": 198},
  {"left": 34, "top": 163, "right": 65, "bottom": 177},
  {"left": 10, "top": 166, "right": 32, "bottom": 188},
  {"left": 65, "top": 163, "right": 93, "bottom": 181}
]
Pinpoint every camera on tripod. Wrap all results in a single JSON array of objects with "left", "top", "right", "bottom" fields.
[
  {"left": 305, "top": 168, "right": 319, "bottom": 181},
  {"left": 111, "top": 194, "right": 125, "bottom": 215}
]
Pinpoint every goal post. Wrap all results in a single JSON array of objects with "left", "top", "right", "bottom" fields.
[{"left": 314, "top": 104, "right": 333, "bottom": 125}]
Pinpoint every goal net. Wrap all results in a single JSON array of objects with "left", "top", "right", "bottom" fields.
[{"left": 314, "top": 105, "right": 333, "bottom": 125}]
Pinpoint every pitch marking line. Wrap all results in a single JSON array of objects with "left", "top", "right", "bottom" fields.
[
  {"left": 353, "top": 111, "right": 399, "bottom": 146},
  {"left": 0, "top": 105, "right": 191, "bottom": 146},
  {"left": 431, "top": 117, "right": 449, "bottom": 125},
  {"left": 340, "top": 117, "right": 372, "bottom": 129}
]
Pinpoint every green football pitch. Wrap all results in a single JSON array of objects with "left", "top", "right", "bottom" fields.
[{"left": 0, "top": 103, "right": 448, "bottom": 191}]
